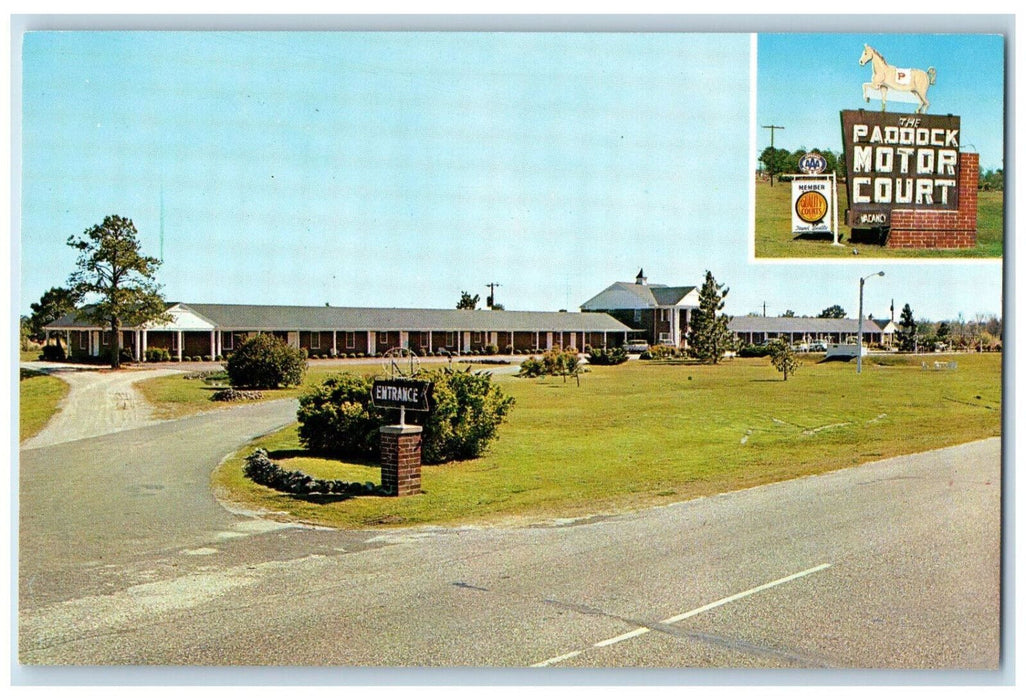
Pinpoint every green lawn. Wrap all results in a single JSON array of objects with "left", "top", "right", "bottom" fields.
[
  {"left": 212, "top": 353, "right": 1001, "bottom": 529},
  {"left": 19, "top": 369, "right": 69, "bottom": 442},
  {"left": 754, "top": 179, "right": 1004, "bottom": 258}
]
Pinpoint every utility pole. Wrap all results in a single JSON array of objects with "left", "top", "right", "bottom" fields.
[
  {"left": 762, "top": 124, "right": 785, "bottom": 148},
  {"left": 486, "top": 282, "right": 501, "bottom": 309}
]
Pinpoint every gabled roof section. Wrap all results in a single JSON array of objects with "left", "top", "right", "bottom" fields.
[
  {"left": 581, "top": 280, "right": 699, "bottom": 311},
  {"left": 727, "top": 316, "right": 883, "bottom": 334},
  {"left": 650, "top": 286, "right": 697, "bottom": 307}
]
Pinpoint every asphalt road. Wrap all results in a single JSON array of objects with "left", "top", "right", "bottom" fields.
[{"left": 17, "top": 384, "right": 1001, "bottom": 676}]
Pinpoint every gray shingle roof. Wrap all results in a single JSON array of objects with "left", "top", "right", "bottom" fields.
[
  {"left": 46, "top": 303, "right": 631, "bottom": 333},
  {"left": 581, "top": 282, "right": 697, "bottom": 310},
  {"left": 727, "top": 316, "right": 883, "bottom": 333}
]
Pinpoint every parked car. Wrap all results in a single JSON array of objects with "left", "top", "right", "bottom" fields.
[
  {"left": 625, "top": 341, "right": 650, "bottom": 353},
  {"left": 809, "top": 340, "right": 827, "bottom": 352}
]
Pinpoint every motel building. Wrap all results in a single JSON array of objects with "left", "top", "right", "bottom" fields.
[
  {"left": 727, "top": 316, "right": 890, "bottom": 348},
  {"left": 580, "top": 270, "right": 699, "bottom": 348},
  {"left": 45, "top": 302, "right": 632, "bottom": 361}
]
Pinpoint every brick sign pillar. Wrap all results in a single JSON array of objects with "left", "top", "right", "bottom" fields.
[
  {"left": 887, "top": 152, "right": 979, "bottom": 248},
  {"left": 379, "top": 425, "right": 423, "bottom": 497}
]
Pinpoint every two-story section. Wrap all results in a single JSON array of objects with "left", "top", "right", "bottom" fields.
[{"left": 580, "top": 269, "right": 699, "bottom": 348}]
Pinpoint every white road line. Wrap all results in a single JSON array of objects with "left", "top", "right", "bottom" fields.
[{"left": 531, "top": 563, "right": 831, "bottom": 667}]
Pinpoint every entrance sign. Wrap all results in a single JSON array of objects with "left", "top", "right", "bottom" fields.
[
  {"left": 372, "top": 378, "right": 432, "bottom": 411},
  {"left": 840, "top": 110, "right": 960, "bottom": 229}
]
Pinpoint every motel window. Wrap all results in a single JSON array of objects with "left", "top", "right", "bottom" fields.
[
  {"left": 79, "top": 332, "right": 87, "bottom": 350},
  {"left": 659, "top": 309, "right": 669, "bottom": 322},
  {"left": 310, "top": 332, "right": 320, "bottom": 349},
  {"left": 473, "top": 331, "right": 483, "bottom": 344},
  {"left": 345, "top": 332, "right": 356, "bottom": 349},
  {"left": 222, "top": 332, "right": 234, "bottom": 350},
  {"left": 378, "top": 332, "right": 388, "bottom": 345},
  {"left": 101, "top": 332, "right": 110, "bottom": 346},
  {"left": 446, "top": 332, "right": 457, "bottom": 347},
  {"left": 634, "top": 309, "right": 642, "bottom": 323}
]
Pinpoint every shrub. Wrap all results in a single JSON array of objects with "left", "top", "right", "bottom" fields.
[
  {"left": 647, "top": 344, "right": 681, "bottom": 360},
  {"left": 483, "top": 343, "right": 499, "bottom": 355},
  {"left": 587, "top": 346, "right": 628, "bottom": 366},
  {"left": 101, "top": 348, "right": 135, "bottom": 364},
  {"left": 41, "top": 344, "right": 66, "bottom": 361},
  {"left": 739, "top": 344, "right": 773, "bottom": 358},
  {"left": 296, "top": 368, "right": 514, "bottom": 464},
  {"left": 203, "top": 355, "right": 213, "bottom": 362},
  {"left": 226, "top": 334, "right": 307, "bottom": 389},
  {"left": 297, "top": 373, "right": 385, "bottom": 459},
  {"left": 414, "top": 367, "right": 515, "bottom": 464},
  {"left": 517, "top": 347, "right": 584, "bottom": 379}
]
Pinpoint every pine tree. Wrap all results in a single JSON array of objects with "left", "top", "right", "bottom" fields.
[
  {"left": 896, "top": 303, "right": 917, "bottom": 353},
  {"left": 769, "top": 339, "right": 800, "bottom": 381},
  {"left": 67, "top": 215, "right": 168, "bottom": 369},
  {"left": 687, "top": 271, "right": 733, "bottom": 364}
]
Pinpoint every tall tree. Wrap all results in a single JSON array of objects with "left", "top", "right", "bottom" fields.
[
  {"left": 67, "top": 215, "right": 168, "bottom": 369},
  {"left": 818, "top": 305, "right": 846, "bottom": 319},
  {"left": 687, "top": 271, "right": 733, "bottom": 364},
  {"left": 759, "top": 146, "right": 789, "bottom": 187},
  {"left": 896, "top": 303, "right": 917, "bottom": 353},
  {"left": 456, "top": 291, "right": 480, "bottom": 310},
  {"left": 28, "top": 286, "right": 83, "bottom": 349}
]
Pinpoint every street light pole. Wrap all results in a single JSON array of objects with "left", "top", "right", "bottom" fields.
[{"left": 857, "top": 271, "right": 885, "bottom": 374}]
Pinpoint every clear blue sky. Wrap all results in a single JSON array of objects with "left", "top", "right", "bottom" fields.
[{"left": 18, "top": 31, "right": 1004, "bottom": 322}]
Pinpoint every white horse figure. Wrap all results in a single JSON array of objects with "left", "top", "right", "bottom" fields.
[{"left": 859, "top": 44, "right": 937, "bottom": 114}]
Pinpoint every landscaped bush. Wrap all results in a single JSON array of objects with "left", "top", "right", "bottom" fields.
[
  {"left": 296, "top": 367, "right": 515, "bottom": 464},
  {"left": 211, "top": 388, "right": 264, "bottom": 402},
  {"left": 203, "top": 355, "right": 213, "bottom": 362},
  {"left": 639, "top": 344, "right": 680, "bottom": 360},
  {"left": 738, "top": 343, "right": 773, "bottom": 358},
  {"left": 244, "top": 449, "right": 384, "bottom": 497},
  {"left": 586, "top": 346, "right": 629, "bottom": 365},
  {"left": 101, "top": 348, "right": 135, "bottom": 364},
  {"left": 483, "top": 343, "right": 499, "bottom": 355},
  {"left": 517, "top": 347, "right": 583, "bottom": 378},
  {"left": 297, "top": 373, "right": 384, "bottom": 458},
  {"left": 225, "top": 333, "right": 307, "bottom": 389},
  {"left": 41, "top": 344, "right": 66, "bottom": 361}
]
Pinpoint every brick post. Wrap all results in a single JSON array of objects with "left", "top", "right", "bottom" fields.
[
  {"left": 379, "top": 425, "right": 423, "bottom": 497},
  {"left": 887, "top": 152, "right": 979, "bottom": 248}
]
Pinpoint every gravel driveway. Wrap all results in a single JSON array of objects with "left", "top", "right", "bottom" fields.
[{"left": 21, "top": 362, "right": 185, "bottom": 449}]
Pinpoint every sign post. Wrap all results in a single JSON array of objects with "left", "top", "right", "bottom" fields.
[
  {"left": 791, "top": 151, "right": 841, "bottom": 246},
  {"left": 372, "top": 377, "right": 433, "bottom": 497}
]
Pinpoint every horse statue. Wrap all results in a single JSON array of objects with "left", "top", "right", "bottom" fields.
[{"left": 859, "top": 44, "right": 937, "bottom": 114}]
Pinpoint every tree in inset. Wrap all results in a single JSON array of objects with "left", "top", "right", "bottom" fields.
[
  {"left": 896, "top": 303, "right": 917, "bottom": 353},
  {"left": 456, "top": 291, "right": 480, "bottom": 310}
]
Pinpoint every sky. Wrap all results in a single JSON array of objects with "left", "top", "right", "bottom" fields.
[{"left": 16, "top": 30, "right": 1005, "bottom": 323}]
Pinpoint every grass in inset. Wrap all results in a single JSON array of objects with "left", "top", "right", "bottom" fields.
[
  {"left": 212, "top": 353, "right": 1001, "bottom": 529},
  {"left": 754, "top": 179, "right": 1003, "bottom": 258},
  {"left": 19, "top": 369, "right": 69, "bottom": 441}
]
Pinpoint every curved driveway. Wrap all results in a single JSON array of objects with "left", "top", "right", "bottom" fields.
[{"left": 16, "top": 367, "right": 1002, "bottom": 672}]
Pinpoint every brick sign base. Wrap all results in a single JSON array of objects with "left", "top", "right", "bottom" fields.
[
  {"left": 379, "top": 425, "right": 422, "bottom": 497},
  {"left": 887, "top": 152, "right": 979, "bottom": 249}
]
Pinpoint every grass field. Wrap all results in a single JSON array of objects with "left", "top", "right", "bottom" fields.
[
  {"left": 212, "top": 353, "right": 1001, "bottom": 529},
  {"left": 19, "top": 369, "right": 69, "bottom": 442},
  {"left": 754, "top": 179, "right": 1004, "bottom": 258}
]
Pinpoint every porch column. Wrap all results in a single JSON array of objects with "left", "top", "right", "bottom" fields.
[
  {"left": 332, "top": 331, "right": 337, "bottom": 355},
  {"left": 400, "top": 331, "right": 409, "bottom": 350},
  {"left": 210, "top": 331, "right": 217, "bottom": 359},
  {"left": 367, "top": 331, "right": 376, "bottom": 356},
  {"left": 141, "top": 330, "right": 148, "bottom": 359},
  {"left": 176, "top": 331, "right": 183, "bottom": 361},
  {"left": 427, "top": 330, "right": 433, "bottom": 352},
  {"left": 462, "top": 331, "right": 470, "bottom": 353},
  {"left": 134, "top": 330, "right": 141, "bottom": 361},
  {"left": 603, "top": 331, "right": 608, "bottom": 347}
]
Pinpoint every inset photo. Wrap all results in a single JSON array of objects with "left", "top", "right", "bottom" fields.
[{"left": 753, "top": 33, "right": 1004, "bottom": 259}]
